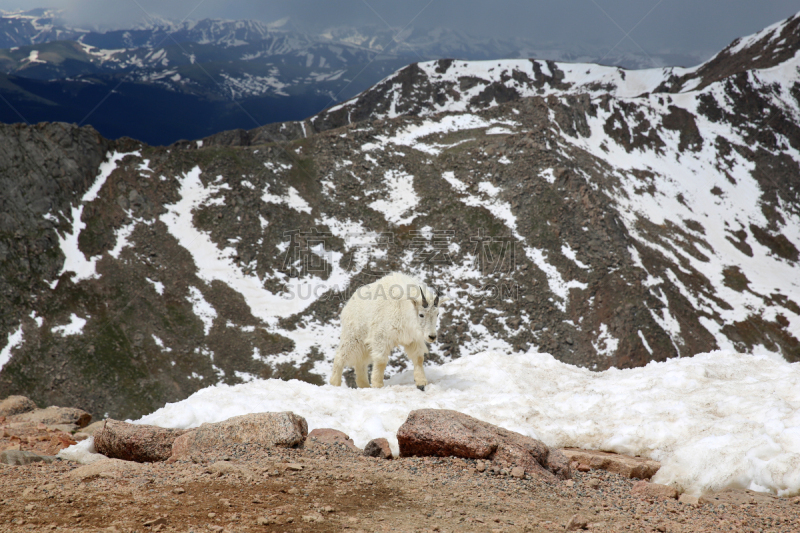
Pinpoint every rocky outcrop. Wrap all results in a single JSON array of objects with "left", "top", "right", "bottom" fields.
[
  {"left": 171, "top": 412, "right": 307, "bottom": 457},
  {"left": 94, "top": 419, "right": 188, "bottom": 463},
  {"left": 397, "top": 409, "right": 569, "bottom": 479},
  {"left": 560, "top": 448, "right": 660, "bottom": 479}
]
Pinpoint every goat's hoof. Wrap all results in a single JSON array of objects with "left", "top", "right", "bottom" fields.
[{"left": 417, "top": 385, "right": 425, "bottom": 391}]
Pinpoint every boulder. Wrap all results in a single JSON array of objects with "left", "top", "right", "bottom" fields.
[
  {"left": 0, "top": 395, "right": 37, "bottom": 417},
  {"left": 546, "top": 448, "right": 571, "bottom": 479},
  {"left": 14, "top": 406, "right": 91, "bottom": 428},
  {"left": 0, "top": 450, "right": 56, "bottom": 466},
  {"left": 94, "top": 419, "right": 188, "bottom": 463},
  {"left": 305, "top": 428, "right": 361, "bottom": 452},
  {"left": 171, "top": 412, "right": 307, "bottom": 458},
  {"left": 67, "top": 458, "right": 143, "bottom": 480},
  {"left": 364, "top": 438, "right": 393, "bottom": 459},
  {"left": 397, "top": 409, "right": 568, "bottom": 479},
  {"left": 559, "top": 448, "right": 660, "bottom": 479},
  {"left": 631, "top": 480, "right": 679, "bottom": 500}
]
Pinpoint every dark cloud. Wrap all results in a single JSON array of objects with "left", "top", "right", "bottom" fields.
[{"left": 1, "top": 0, "right": 798, "bottom": 58}]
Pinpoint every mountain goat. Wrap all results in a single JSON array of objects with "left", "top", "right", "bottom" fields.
[{"left": 329, "top": 272, "right": 446, "bottom": 391}]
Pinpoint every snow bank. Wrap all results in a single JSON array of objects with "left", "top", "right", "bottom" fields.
[
  {"left": 57, "top": 437, "right": 106, "bottom": 465},
  {"left": 137, "top": 350, "right": 800, "bottom": 496}
]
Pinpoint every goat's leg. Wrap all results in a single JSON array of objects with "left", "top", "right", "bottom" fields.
[
  {"left": 370, "top": 356, "right": 388, "bottom": 388},
  {"left": 329, "top": 346, "right": 346, "bottom": 386},
  {"left": 366, "top": 336, "right": 389, "bottom": 388},
  {"left": 355, "top": 362, "right": 370, "bottom": 388},
  {"left": 405, "top": 341, "right": 428, "bottom": 391}
]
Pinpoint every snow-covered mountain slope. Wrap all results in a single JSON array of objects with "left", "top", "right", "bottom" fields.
[
  {"left": 0, "top": 9, "right": 82, "bottom": 49},
  {"left": 1, "top": 12, "right": 799, "bottom": 420}
]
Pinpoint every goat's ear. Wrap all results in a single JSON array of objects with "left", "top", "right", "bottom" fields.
[{"left": 438, "top": 296, "right": 450, "bottom": 304}]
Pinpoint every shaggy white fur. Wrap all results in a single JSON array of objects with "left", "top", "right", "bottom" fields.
[{"left": 329, "top": 272, "right": 446, "bottom": 390}]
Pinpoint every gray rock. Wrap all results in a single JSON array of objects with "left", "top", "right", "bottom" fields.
[
  {"left": 0, "top": 450, "right": 56, "bottom": 466},
  {"left": 171, "top": 412, "right": 307, "bottom": 458},
  {"left": 0, "top": 395, "right": 37, "bottom": 417},
  {"left": 363, "top": 438, "right": 393, "bottom": 459},
  {"left": 94, "top": 419, "right": 188, "bottom": 463}
]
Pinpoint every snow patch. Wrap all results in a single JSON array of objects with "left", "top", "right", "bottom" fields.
[
  {"left": 51, "top": 314, "right": 87, "bottom": 337},
  {"left": 137, "top": 350, "right": 800, "bottom": 497},
  {"left": 187, "top": 286, "right": 217, "bottom": 336},
  {"left": 0, "top": 325, "right": 23, "bottom": 372},
  {"left": 55, "top": 151, "right": 138, "bottom": 286},
  {"left": 368, "top": 170, "right": 419, "bottom": 225}
]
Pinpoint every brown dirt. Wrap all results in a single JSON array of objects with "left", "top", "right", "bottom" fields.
[{"left": 2, "top": 422, "right": 799, "bottom": 533}]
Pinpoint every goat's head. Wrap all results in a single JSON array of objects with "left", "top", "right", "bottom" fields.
[{"left": 410, "top": 285, "right": 448, "bottom": 343}]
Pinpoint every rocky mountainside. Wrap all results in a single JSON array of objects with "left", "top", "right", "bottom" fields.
[
  {"left": 1, "top": 12, "right": 799, "bottom": 421},
  {"left": 0, "top": 10, "right": 705, "bottom": 145}
]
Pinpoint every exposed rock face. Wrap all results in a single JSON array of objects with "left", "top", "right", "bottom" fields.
[
  {"left": 363, "top": 438, "right": 393, "bottom": 459},
  {"left": 13, "top": 406, "right": 91, "bottom": 428},
  {"left": 171, "top": 412, "right": 307, "bottom": 457},
  {"left": 0, "top": 395, "right": 36, "bottom": 416},
  {"left": 94, "top": 419, "right": 188, "bottom": 462},
  {"left": 631, "top": 480, "right": 679, "bottom": 500},
  {"left": 560, "top": 448, "right": 660, "bottom": 479},
  {"left": 397, "top": 409, "right": 568, "bottom": 479}
]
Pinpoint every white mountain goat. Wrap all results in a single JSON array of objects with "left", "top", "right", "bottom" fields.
[{"left": 329, "top": 272, "right": 447, "bottom": 391}]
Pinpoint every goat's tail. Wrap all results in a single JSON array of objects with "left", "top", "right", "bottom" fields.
[{"left": 329, "top": 347, "right": 346, "bottom": 387}]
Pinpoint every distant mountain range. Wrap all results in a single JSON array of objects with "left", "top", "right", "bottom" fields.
[{"left": 0, "top": 9, "right": 708, "bottom": 145}]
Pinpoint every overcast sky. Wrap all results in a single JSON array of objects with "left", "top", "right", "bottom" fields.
[{"left": 2, "top": 0, "right": 799, "bottom": 59}]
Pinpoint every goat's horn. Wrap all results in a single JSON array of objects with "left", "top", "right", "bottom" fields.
[{"left": 419, "top": 286, "right": 428, "bottom": 308}]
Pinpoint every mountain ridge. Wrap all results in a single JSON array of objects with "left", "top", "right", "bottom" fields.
[
  {"left": 0, "top": 9, "right": 711, "bottom": 145},
  {"left": 0, "top": 12, "right": 798, "bottom": 420}
]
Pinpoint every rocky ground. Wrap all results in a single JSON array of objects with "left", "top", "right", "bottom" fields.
[{"left": 0, "top": 399, "right": 798, "bottom": 533}]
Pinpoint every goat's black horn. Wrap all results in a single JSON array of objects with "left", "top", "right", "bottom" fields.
[{"left": 419, "top": 286, "right": 428, "bottom": 308}]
